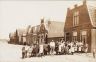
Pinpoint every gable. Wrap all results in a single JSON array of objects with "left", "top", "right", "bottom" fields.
[
  {"left": 87, "top": 5, "right": 96, "bottom": 27},
  {"left": 64, "top": 4, "right": 92, "bottom": 32},
  {"left": 47, "top": 21, "right": 64, "bottom": 38}
]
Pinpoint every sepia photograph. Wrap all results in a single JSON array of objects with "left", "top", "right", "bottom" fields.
[{"left": 0, "top": 0, "right": 96, "bottom": 62}]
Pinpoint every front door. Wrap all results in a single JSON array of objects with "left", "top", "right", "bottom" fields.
[{"left": 65, "top": 32, "right": 70, "bottom": 42}]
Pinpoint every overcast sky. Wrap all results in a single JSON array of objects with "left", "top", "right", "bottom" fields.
[{"left": 0, "top": 0, "right": 96, "bottom": 39}]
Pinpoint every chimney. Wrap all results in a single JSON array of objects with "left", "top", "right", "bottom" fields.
[
  {"left": 74, "top": 4, "right": 77, "bottom": 8},
  {"left": 41, "top": 17, "right": 44, "bottom": 24},
  {"left": 83, "top": 0, "right": 86, "bottom": 5},
  {"left": 48, "top": 21, "right": 51, "bottom": 25},
  {"left": 67, "top": 8, "right": 71, "bottom": 17},
  {"left": 67, "top": 8, "right": 70, "bottom": 11}
]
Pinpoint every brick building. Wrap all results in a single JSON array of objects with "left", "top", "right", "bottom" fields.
[
  {"left": 38, "top": 18, "right": 64, "bottom": 43},
  {"left": 9, "top": 28, "right": 27, "bottom": 45},
  {"left": 26, "top": 18, "right": 64, "bottom": 45},
  {"left": 47, "top": 21, "right": 64, "bottom": 43},
  {"left": 64, "top": 0, "right": 96, "bottom": 52},
  {"left": 9, "top": 32, "right": 16, "bottom": 44},
  {"left": 26, "top": 25, "right": 40, "bottom": 45}
]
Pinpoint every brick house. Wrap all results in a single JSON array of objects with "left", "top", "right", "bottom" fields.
[
  {"left": 38, "top": 18, "right": 64, "bottom": 44},
  {"left": 47, "top": 21, "right": 64, "bottom": 43},
  {"left": 64, "top": 0, "right": 96, "bottom": 52},
  {"left": 27, "top": 25, "right": 40, "bottom": 45},
  {"left": 9, "top": 29, "right": 20, "bottom": 44},
  {"left": 9, "top": 32, "right": 16, "bottom": 44},
  {"left": 37, "top": 18, "right": 48, "bottom": 44},
  {"left": 9, "top": 19, "right": 64, "bottom": 45},
  {"left": 9, "top": 28, "right": 27, "bottom": 45}
]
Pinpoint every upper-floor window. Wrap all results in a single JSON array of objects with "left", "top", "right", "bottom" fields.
[{"left": 73, "top": 11, "right": 79, "bottom": 27}]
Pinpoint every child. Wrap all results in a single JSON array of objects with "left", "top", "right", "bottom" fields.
[
  {"left": 28, "top": 46, "right": 33, "bottom": 58},
  {"left": 39, "top": 43, "right": 44, "bottom": 57}
]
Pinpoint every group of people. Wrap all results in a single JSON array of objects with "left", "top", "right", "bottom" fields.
[{"left": 22, "top": 40, "right": 89, "bottom": 59}]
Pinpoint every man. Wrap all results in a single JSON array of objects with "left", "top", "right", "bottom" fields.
[
  {"left": 22, "top": 46, "right": 25, "bottom": 59},
  {"left": 55, "top": 41, "right": 59, "bottom": 55},
  {"left": 44, "top": 44, "right": 48, "bottom": 55},
  {"left": 25, "top": 45, "right": 29, "bottom": 58},
  {"left": 47, "top": 43, "right": 51, "bottom": 55},
  {"left": 50, "top": 40, "right": 55, "bottom": 55},
  {"left": 32, "top": 44, "right": 36, "bottom": 57}
]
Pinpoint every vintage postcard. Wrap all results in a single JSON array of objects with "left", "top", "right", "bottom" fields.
[{"left": 0, "top": 0, "right": 96, "bottom": 62}]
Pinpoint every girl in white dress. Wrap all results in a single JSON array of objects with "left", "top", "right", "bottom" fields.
[
  {"left": 59, "top": 43, "right": 62, "bottom": 53},
  {"left": 39, "top": 44, "right": 44, "bottom": 56}
]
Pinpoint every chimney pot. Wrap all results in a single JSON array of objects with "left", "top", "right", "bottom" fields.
[
  {"left": 74, "top": 4, "right": 77, "bottom": 8},
  {"left": 83, "top": 0, "right": 86, "bottom": 5}
]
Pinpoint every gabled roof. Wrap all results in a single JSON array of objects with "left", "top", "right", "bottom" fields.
[
  {"left": 32, "top": 25, "right": 40, "bottom": 34},
  {"left": 46, "top": 21, "right": 64, "bottom": 38},
  {"left": 87, "top": 4, "right": 96, "bottom": 27},
  {"left": 66, "top": 1, "right": 96, "bottom": 28},
  {"left": 9, "top": 32, "right": 15, "bottom": 38},
  {"left": 17, "top": 28, "right": 27, "bottom": 36},
  {"left": 28, "top": 25, "right": 40, "bottom": 35},
  {"left": 27, "top": 25, "right": 32, "bottom": 34}
]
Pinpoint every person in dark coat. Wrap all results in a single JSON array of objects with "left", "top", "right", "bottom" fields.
[
  {"left": 44, "top": 44, "right": 48, "bottom": 55},
  {"left": 55, "top": 41, "right": 59, "bottom": 55},
  {"left": 65, "top": 44, "right": 69, "bottom": 54},
  {"left": 47, "top": 43, "right": 51, "bottom": 55},
  {"left": 22, "top": 46, "right": 25, "bottom": 59},
  {"left": 32, "top": 44, "right": 37, "bottom": 57}
]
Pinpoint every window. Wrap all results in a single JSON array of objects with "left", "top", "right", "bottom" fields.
[
  {"left": 65, "top": 32, "right": 70, "bottom": 41},
  {"left": 80, "top": 30, "right": 87, "bottom": 45},
  {"left": 72, "top": 31, "right": 77, "bottom": 42},
  {"left": 73, "top": 11, "right": 79, "bottom": 26}
]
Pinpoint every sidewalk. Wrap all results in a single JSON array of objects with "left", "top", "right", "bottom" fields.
[{"left": 74, "top": 53, "right": 96, "bottom": 59}]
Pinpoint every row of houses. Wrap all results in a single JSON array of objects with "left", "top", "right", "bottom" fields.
[
  {"left": 9, "top": 0, "right": 96, "bottom": 52},
  {"left": 9, "top": 19, "right": 64, "bottom": 45}
]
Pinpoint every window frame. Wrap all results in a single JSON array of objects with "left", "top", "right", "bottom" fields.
[
  {"left": 80, "top": 30, "right": 87, "bottom": 44},
  {"left": 73, "top": 11, "right": 79, "bottom": 27},
  {"left": 72, "top": 31, "right": 77, "bottom": 42}
]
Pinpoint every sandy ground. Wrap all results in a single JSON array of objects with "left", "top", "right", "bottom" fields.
[{"left": 0, "top": 41, "right": 96, "bottom": 62}]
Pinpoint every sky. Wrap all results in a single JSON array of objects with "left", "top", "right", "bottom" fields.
[{"left": 0, "top": 0, "right": 96, "bottom": 39}]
